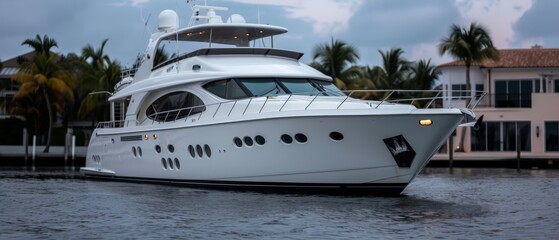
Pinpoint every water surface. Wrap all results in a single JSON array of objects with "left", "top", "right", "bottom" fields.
[{"left": 1, "top": 168, "right": 558, "bottom": 239}]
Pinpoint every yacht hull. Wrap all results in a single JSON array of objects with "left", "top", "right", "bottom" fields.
[{"left": 82, "top": 110, "right": 462, "bottom": 195}]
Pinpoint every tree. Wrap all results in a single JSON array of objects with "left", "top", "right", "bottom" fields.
[
  {"left": 356, "top": 65, "right": 390, "bottom": 99},
  {"left": 438, "top": 22, "right": 499, "bottom": 151},
  {"left": 77, "top": 39, "right": 122, "bottom": 120},
  {"left": 11, "top": 34, "right": 74, "bottom": 152},
  {"left": 12, "top": 52, "right": 75, "bottom": 152},
  {"left": 406, "top": 59, "right": 441, "bottom": 107},
  {"left": 408, "top": 59, "right": 440, "bottom": 90},
  {"left": 378, "top": 48, "right": 410, "bottom": 88},
  {"left": 310, "top": 38, "right": 360, "bottom": 90},
  {"left": 21, "top": 34, "right": 58, "bottom": 57}
]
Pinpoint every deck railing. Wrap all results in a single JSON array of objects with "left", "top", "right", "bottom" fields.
[{"left": 97, "top": 90, "right": 486, "bottom": 128}]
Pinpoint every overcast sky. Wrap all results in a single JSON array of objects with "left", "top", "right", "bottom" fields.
[{"left": 1, "top": 0, "right": 558, "bottom": 68}]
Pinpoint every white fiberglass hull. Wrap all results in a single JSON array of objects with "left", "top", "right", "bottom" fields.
[{"left": 82, "top": 109, "right": 463, "bottom": 195}]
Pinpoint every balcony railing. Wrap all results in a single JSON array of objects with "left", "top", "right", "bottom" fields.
[{"left": 470, "top": 93, "right": 533, "bottom": 108}]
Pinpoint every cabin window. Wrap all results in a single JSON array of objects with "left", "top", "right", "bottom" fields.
[
  {"left": 314, "top": 81, "right": 345, "bottom": 96},
  {"left": 238, "top": 78, "right": 287, "bottom": 97},
  {"left": 146, "top": 91, "right": 206, "bottom": 121},
  {"left": 203, "top": 78, "right": 343, "bottom": 99},
  {"left": 279, "top": 79, "right": 320, "bottom": 95},
  {"left": 204, "top": 79, "right": 248, "bottom": 99}
]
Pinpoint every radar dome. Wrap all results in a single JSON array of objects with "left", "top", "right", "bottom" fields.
[
  {"left": 158, "top": 9, "right": 179, "bottom": 32},
  {"left": 227, "top": 14, "right": 246, "bottom": 24}
]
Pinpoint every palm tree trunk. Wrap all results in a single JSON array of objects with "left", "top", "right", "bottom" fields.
[{"left": 43, "top": 89, "right": 52, "bottom": 153}]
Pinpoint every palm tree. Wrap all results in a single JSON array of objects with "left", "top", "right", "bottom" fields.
[
  {"left": 78, "top": 60, "right": 121, "bottom": 120},
  {"left": 378, "top": 48, "right": 410, "bottom": 88},
  {"left": 406, "top": 59, "right": 441, "bottom": 107},
  {"left": 310, "top": 38, "right": 361, "bottom": 90},
  {"left": 12, "top": 52, "right": 74, "bottom": 152},
  {"left": 21, "top": 34, "right": 58, "bottom": 57},
  {"left": 438, "top": 22, "right": 499, "bottom": 151},
  {"left": 407, "top": 59, "right": 440, "bottom": 90},
  {"left": 77, "top": 39, "right": 122, "bottom": 120},
  {"left": 356, "top": 65, "right": 391, "bottom": 99}
]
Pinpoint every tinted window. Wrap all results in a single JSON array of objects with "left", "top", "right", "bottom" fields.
[
  {"left": 204, "top": 79, "right": 248, "bottom": 99},
  {"left": 239, "top": 78, "right": 286, "bottom": 97},
  {"left": 280, "top": 79, "right": 318, "bottom": 95},
  {"left": 203, "top": 78, "right": 344, "bottom": 99},
  {"left": 313, "top": 80, "right": 345, "bottom": 96},
  {"left": 146, "top": 92, "right": 205, "bottom": 121}
]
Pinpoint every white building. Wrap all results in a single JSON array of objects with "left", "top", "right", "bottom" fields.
[{"left": 438, "top": 48, "right": 559, "bottom": 157}]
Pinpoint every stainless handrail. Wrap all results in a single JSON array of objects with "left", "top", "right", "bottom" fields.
[{"left": 97, "top": 90, "right": 486, "bottom": 128}]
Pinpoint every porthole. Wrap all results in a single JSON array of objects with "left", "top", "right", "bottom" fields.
[
  {"left": 255, "top": 135, "right": 266, "bottom": 145},
  {"left": 204, "top": 144, "right": 212, "bottom": 158},
  {"left": 168, "top": 158, "right": 174, "bottom": 169},
  {"left": 281, "top": 134, "right": 293, "bottom": 144},
  {"left": 295, "top": 133, "right": 308, "bottom": 143},
  {"left": 161, "top": 158, "right": 167, "bottom": 169},
  {"left": 132, "top": 146, "right": 137, "bottom": 157},
  {"left": 233, "top": 137, "right": 243, "bottom": 147},
  {"left": 244, "top": 136, "right": 254, "bottom": 147},
  {"left": 196, "top": 145, "right": 203, "bottom": 158},
  {"left": 188, "top": 145, "right": 196, "bottom": 158},
  {"left": 155, "top": 145, "right": 161, "bottom": 153},
  {"left": 329, "top": 131, "right": 344, "bottom": 141},
  {"left": 174, "top": 158, "right": 181, "bottom": 170},
  {"left": 168, "top": 144, "right": 175, "bottom": 153},
  {"left": 137, "top": 146, "right": 142, "bottom": 157}
]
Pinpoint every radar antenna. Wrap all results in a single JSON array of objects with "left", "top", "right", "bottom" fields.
[
  {"left": 187, "top": 0, "right": 228, "bottom": 26},
  {"left": 140, "top": 8, "right": 152, "bottom": 36}
]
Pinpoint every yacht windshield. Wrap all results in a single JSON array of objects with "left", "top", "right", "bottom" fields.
[
  {"left": 279, "top": 79, "right": 321, "bottom": 95},
  {"left": 238, "top": 79, "right": 287, "bottom": 97},
  {"left": 203, "top": 78, "right": 344, "bottom": 99}
]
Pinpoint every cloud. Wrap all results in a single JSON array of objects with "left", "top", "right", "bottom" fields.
[
  {"left": 109, "top": 0, "right": 150, "bottom": 7},
  {"left": 409, "top": 43, "right": 452, "bottom": 65},
  {"left": 130, "top": 0, "right": 150, "bottom": 7},
  {"left": 344, "top": 0, "right": 461, "bottom": 60},
  {"left": 229, "top": 0, "right": 363, "bottom": 35},
  {"left": 513, "top": 0, "right": 559, "bottom": 47},
  {"left": 354, "top": 1, "right": 460, "bottom": 46},
  {"left": 454, "top": 0, "right": 533, "bottom": 48}
]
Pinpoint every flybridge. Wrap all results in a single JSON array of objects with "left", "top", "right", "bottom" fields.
[
  {"left": 127, "top": 2, "right": 289, "bottom": 85},
  {"left": 157, "top": 3, "right": 288, "bottom": 47}
]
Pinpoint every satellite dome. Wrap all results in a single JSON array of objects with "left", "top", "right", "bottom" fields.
[
  {"left": 158, "top": 9, "right": 179, "bottom": 32},
  {"left": 227, "top": 14, "right": 246, "bottom": 24}
]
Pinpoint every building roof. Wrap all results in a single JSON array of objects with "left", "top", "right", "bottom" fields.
[
  {"left": 1, "top": 51, "right": 59, "bottom": 78},
  {"left": 1, "top": 51, "right": 36, "bottom": 68},
  {"left": 438, "top": 48, "right": 559, "bottom": 69}
]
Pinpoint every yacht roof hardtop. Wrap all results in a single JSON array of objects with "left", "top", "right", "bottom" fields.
[{"left": 159, "top": 23, "right": 288, "bottom": 47}]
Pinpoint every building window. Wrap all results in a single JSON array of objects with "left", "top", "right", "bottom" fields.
[
  {"left": 471, "top": 121, "right": 531, "bottom": 151},
  {"left": 451, "top": 84, "right": 483, "bottom": 99},
  {"left": 451, "top": 84, "right": 467, "bottom": 99},
  {"left": 554, "top": 79, "right": 559, "bottom": 93},
  {"left": 545, "top": 122, "right": 559, "bottom": 152},
  {"left": 495, "top": 79, "right": 539, "bottom": 108}
]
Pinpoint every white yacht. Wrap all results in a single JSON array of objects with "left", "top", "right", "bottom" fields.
[{"left": 81, "top": 3, "right": 482, "bottom": 195}]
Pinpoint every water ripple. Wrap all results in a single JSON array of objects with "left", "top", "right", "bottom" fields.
[{"left": 1, "top": 169, "right": 558, "bottom": 239}]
